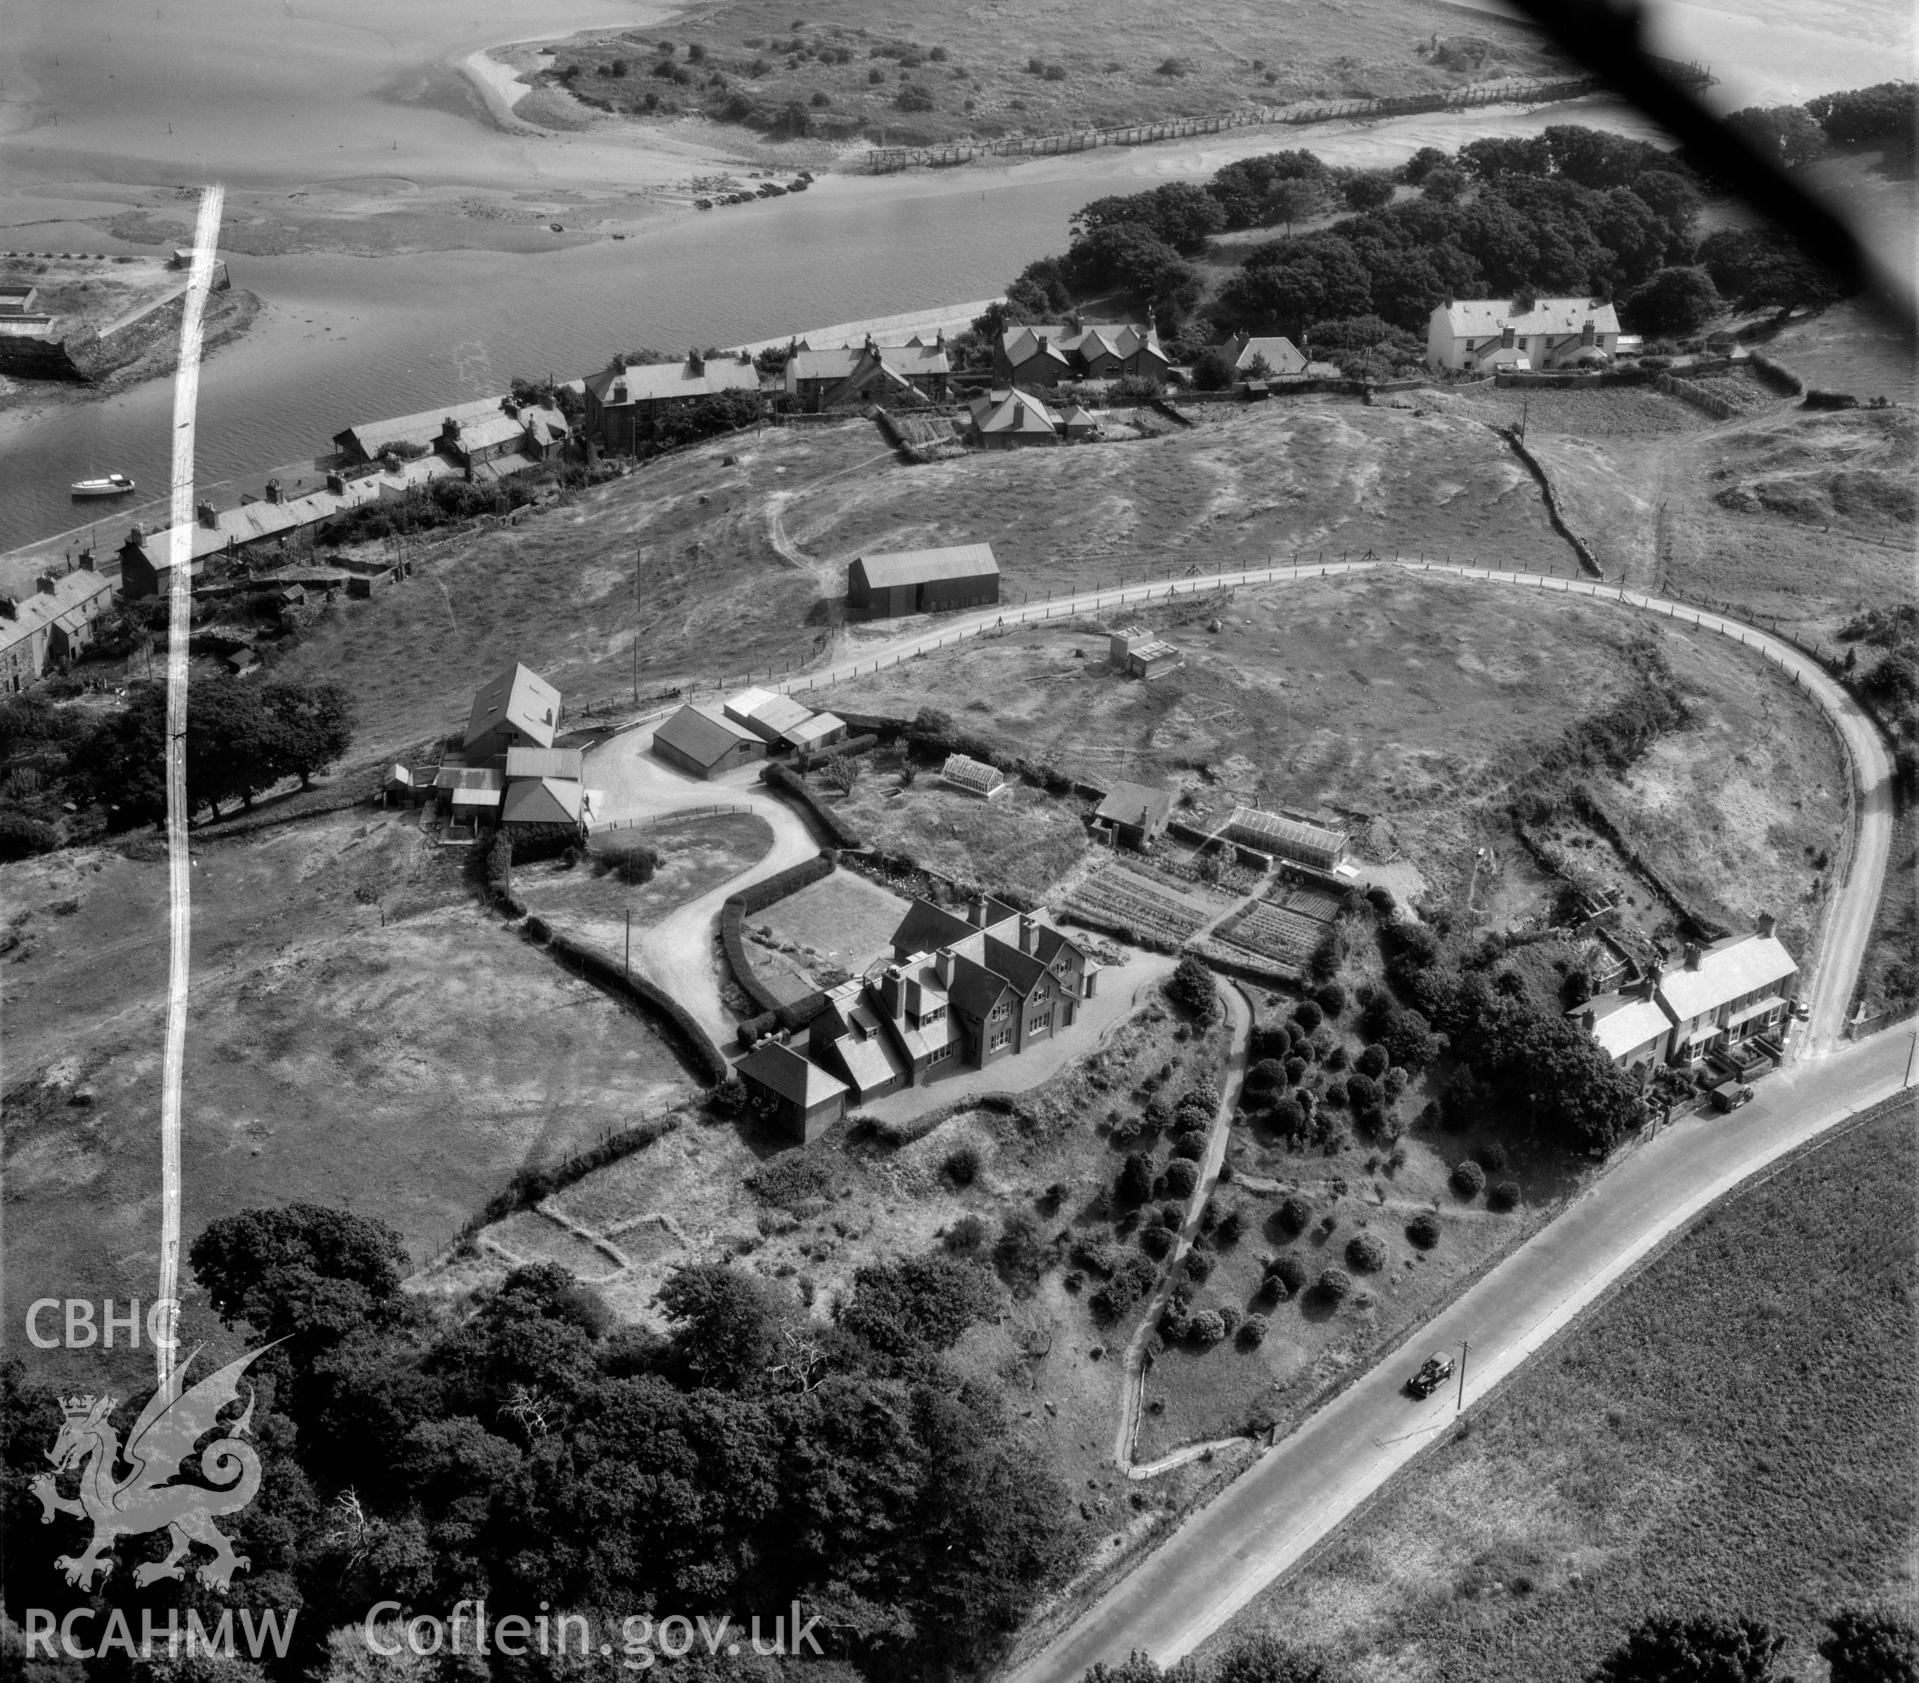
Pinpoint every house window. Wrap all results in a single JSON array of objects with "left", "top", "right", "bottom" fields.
[
  {"left": 991, "top": 1001, "right": 1011, "bottom": 1022},
  {"left": 1028, "top": 1010, "right": 1049, "bottom": 1033},
  {"left": 928, "top": 1043, "right": 952, "bottom": 1064},
  {"left": 989, "top": 1027, "right": 1011, "bottom": 1051}
]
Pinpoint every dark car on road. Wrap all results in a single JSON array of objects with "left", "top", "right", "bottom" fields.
[{"left": 1405, "top": 1352, "right": 1455, "bottom": 1398}]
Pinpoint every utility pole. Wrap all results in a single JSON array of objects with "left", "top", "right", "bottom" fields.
[
  {"left": 632, "top": 544, "right": 641, "bottom": 706},
  {"left": 625, "top": 907, "right": 631, "bottom": 980},
  {"left": 1456, "top": 1338, "right": 1469, "bottom": 1413}
]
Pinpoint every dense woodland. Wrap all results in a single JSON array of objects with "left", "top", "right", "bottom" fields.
[
  {"left": 3, "top": 1210, "right": 1070, "bottom": 1682},
  {"left": 970, "top": 83, "right": 1914, "bottom": 373}
]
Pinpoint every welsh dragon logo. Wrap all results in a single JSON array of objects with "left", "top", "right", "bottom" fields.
[{"left": 32, "top": 1341, "right": 281, "bottom": 1591}]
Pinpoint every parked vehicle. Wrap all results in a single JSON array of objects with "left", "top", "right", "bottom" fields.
[
  {"left": 1405, "top": 1352, "right": 1454, "bottom": 1398},
  {"left": 1709, "top": 1080, "right": 1755, "bottom": 1112},
  {"left": 1790, "top": 1000, "right": 1811, "bottom": 1021}
]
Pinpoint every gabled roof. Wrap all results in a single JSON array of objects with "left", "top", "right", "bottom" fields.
[
  {"left": 970, "top": 388, "right": 1062, "bottom": 436},
  {"left": 1574, "top": 991, "right": 1676, "bottom": 1061},
  {"left": 786, "top": 713, "right": 845, "bottom": 750},
  {"left": 982, "top": 933, "right": 1050, "bottom": 998},
  {"left": 1658, "top": 933, "right": 1799, "bottom": 1022},
  {"left": 505, "top": 746, "right": 584, "bottom": 783},
  {"left": 1225, "top": 333, "right": 1307, "bottom": 375},
  {"left": 585, "top": 353, "right": 759, "bottom": 405},
  {"left": 945, "top": 948, "right": 1015, "bottom": 1021},
  {"left": 450, "top": 414, "right": 528, "bottom": 452},
  {"left": 502, "top": 776, "right": 583, "bottom": 825},
  {"left": 1434, "top": 297, "right": 1622, "bottom": 339},
  {"left": 743, "top": 694, "right": 814, "bottom": 740},
  {"left": 1095, "top": 781, "right": 1174, "bottom": 829},
  {"left": 739, "top": 1040, "right": 848, "bottom": 1110},
  {"left": 0, "top": 568, "right": 113, "bottom": 655},
  {"left": 854, "top": 544, "right": 1000, "bottom": 589},
  {"left": 999, "top": 327, "right": 1076, "bottom": 369},
  {"left": 654, "top": 703, "right": 761, "bottom": 768},
  {"left": 466, "top": 663, "right": 561, "bottom": 750},
  {"left": 890, "top": 899, "right": 979, "bottom": 957},
  {"left": 334, "top": 394, "right": 513, "bottom": 459}
]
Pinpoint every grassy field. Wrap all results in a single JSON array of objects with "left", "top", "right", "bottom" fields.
[
  {"left": 1205, "top": 1091, "right": 1918, "bottom": 1683},
  {"left": 267, "top": 422, "right": 889, "bottom": 760},
  {"left": 532, "top": 0, "right": 1560, "bottom": 153},
  {"left": 817, "top": 570, "right": 1850, "bottom": 941},
  {"left": 0, "top": 812, "right": 695, "bottom": 1383}
]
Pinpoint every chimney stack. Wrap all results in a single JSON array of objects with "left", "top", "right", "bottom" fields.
[
  {"left": 971, "top": 893, "right": 991, "bottom": 928},
  {"left": 35, "top": 573, "right": 56, "bottom": 595},
  {"left": 1581, "top": 318, "right": 1596, "bottom": 346},
  {"left": 936, "top": 948, "right": 955, "bottom": 987},
  {"left": 0, "top": 597, "right": 15, "bottom": 620},
  {"left": 1641, "top": 957, "right": 1663, "bottom": 1000},
  {"left": 1755, "top": 911, "right": 1776, "bottom": 939},
  {"left": 877, "top": 964, "right": 907, "bottom": 1020},
  {"left": 197, "top": 501, "right": 218, "bottom": 529},
  {"left": 687, "top": 348, "right": 705, "bottom": 375},
  {"left": 1500, "top": 323, "right": 1515, "bottom": 349},
  {"left": 1683, "top": 941, "right": 1702, "bottom": 971},
  {"left": 264, "top": 478, "right": 282, "bottom": 504},
  {"left": 1019, "top": 913, "right": 1037, "bottom": 955},
  {"left": 1582, "top": 1008, "right": 1596, "bottom": 1031}
]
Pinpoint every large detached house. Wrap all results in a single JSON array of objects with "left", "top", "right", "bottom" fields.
[
  {"left": 466, "top": 663, "right": 561, "bottom": 759},
  {"left": 994, "top": 316, "right": 1171, "bottom": 386},
  {"left": 1571, "top": 915, "right": 1799, "bottom": 1076},
  {"left": 582, "top": 349, "right": 760, "bottom": 452},
  {"left": 1426, "top": 296, "right": 1621, "bottom": 372},
  {"left": 784, "top": 333, "right": 951, "bottom": 411},
  {"left": 738, "top": 894, "right": 1100, "bottom": 1138}
]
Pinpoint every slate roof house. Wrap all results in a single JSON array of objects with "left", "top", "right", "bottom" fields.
[
  {"left": 582, "top": 350, "right": 761, "bottom": 452},
  {"left": 652, "top": 703, "right": 767, "bottom": 780},
  {"left": 847, "top": 543, "right": 999, "bottom": 619},
  {"left": 1426, "top": 296, "right": 1622, "bottom": 372},
  {"left": 994, "top": 316, "right": 1170, "bottom": 385},
  {"left": 738, "top": 893, "right": 1101, "bottom": 1130},
  {"left": 1569, "top": 915, "right": 1799, "bottom": 1075},
  {"left": 0, "top": 560, "right": 114, "bottom": 693},
  {"left": 332, "top": 394, "right": 566, "bottom": 466},
  {"left": 466, "top": 663, "right": 562, "bottom": 760},
  {"left": 968, "top": 387, "right": 1064, "bottom": 450},
  {"left": 1093, "top": 781, "right": 1174, "bottom": 850},
  {"left": 784, "top": 333, "right": 951, "bottom": 412},
  {"left": 1217, "top": 332, "right": 1309, "bottom": 377}
]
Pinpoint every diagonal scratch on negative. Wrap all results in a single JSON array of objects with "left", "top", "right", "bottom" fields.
[{"left": 155, "top": 184, "right": 226, "bottom": 1389}]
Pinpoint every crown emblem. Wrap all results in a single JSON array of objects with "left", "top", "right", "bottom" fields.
[{"left": 61, "top": 1394, "right": 112, "bottom": 1420}]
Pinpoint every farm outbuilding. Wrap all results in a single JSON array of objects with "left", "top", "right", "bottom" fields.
[
  {"left": 652, "top": 704, "right": 766, "bottom": 780},
  {"left": 940, "top": 754, "right": 1006, "bottom": 798},
  {"left": 785, "top": 712, "right": 847, "bottom": 755},
  {"left": 724, "top": 688, "right": 820, "bottom": 747},
  {"left": 1109, "top": 629, "right": 1182, "bottom": 681},
  {"left": 847, "top": 544, "right": 999, "bottom": 620},
  {"left": 737, "top": 1040, "right": 848, "bottom": 1142},
  {"left": 1092, "top": 781, "right": 1174, "bottom": 850},
  {"left": 1224, "top": 806, "right": 1349, "bottom": 871}
]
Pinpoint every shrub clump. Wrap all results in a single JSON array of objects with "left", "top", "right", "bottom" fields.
[
  {"left": 1473, "top": 1140, "right": 1510, "bottom": 1173},
  {"left": 1163, "top": 1159, "right": 1200, "bottom": 1199},
  {"left": 1277, "top": 1193, "right": 1313, "bottom": 1233},
  {"left": 1407, "top": 1211, "right": 1442, "bottom": 1249},
  {"left": 1171, "top": 1129, "right": 1209, "bottom": 1162},
  {"left": 1268, "top": 1251, "right": 1309, "bottom": 1295},
  {"left": 1316, "top": 1266, "right": 1354, "bottom": 1304},
  {"left": 1487, "top": 1179, "right": 1521, "bottom": 1212},
  {"left": 1140, "top": 1224, "right": 1176, "bottom": 1261},
  {"left": 1345, "top": 1232, "right": 1388, "bottom": 1273},
  {"left": 1237, "top": 1312, "right": 1268, "bottom": 1349},
  {"left": 1183, "top": 1249, "right": 1214, "bottom": 1284},
  {"left": 944, "top": 1144, "right": 982, "bottom": 1187},
  {"left": 1166, "top": 954, "right": 1218, "bottom": 1021},
  {"left": 1189, "top": 1309, "right": 1227, "bottom": 1346},
  {"left": 1451, "top": 1159, "right": 1487, "bottom": 1199}
]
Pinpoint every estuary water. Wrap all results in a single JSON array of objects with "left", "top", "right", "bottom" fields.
[{"left": 0, "top": 0, "right": 1907, "bottom": 551}]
